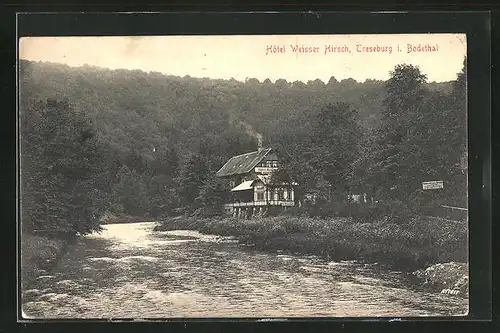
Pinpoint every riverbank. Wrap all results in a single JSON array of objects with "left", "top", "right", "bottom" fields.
[
  {"left": 22, "top": 221, "right": 468, "bottom": 317},
  {"left": 413, "top": 262, "right": 468, "bottom": 297},
  {"left": 153, "top": 215, "right": 468, "bottom": 272},
  {"left": 100, "top": 211, "right": 154, "bottom": 224},
  {"left": 21, "top": 234, "right": 70, "bottom": 288}
]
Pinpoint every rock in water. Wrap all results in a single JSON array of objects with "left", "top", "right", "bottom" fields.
[{"left": 414, "top": 262, "right": 468, "bottom": 297}]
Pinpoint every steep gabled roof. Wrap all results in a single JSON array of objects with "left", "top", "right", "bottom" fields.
[{"left": 216, "top": 148, "right": 272, "bottom": 177}]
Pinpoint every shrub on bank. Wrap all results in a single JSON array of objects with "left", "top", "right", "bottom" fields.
[
  {"left": 21, "top": 234, "right": 66, "bottom": 285},
  {"left": 413, "top": 262, "right": 469, "bottom": 297},
  {"left": 153, "top": 216, "right": 203, "bottom": 231},
  {"left": 303, "top": 200, "right": 416, "bottom": 224},
  {"left": 154, "top": 215, "right": 467, "bottom": 271},
  {"left": 100, "top": 212, "right": 153, "bottom": 224}
]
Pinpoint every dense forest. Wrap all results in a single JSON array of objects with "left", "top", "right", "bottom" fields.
[{"left": 19, "top": 59, "right": 466, "bottom": 237}]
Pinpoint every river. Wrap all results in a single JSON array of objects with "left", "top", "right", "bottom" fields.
[{"left": 22, "top": 222, "right": 468, "bottom": 318}]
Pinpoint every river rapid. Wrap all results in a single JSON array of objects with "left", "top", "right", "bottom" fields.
[{"left": 22, "top": 222, "right": 468, "bottom": 319}]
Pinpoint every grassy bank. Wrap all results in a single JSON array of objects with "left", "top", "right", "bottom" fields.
[
  {"left": 154, "top": 215, "right": 467, "bottom": 272},
  {"left": 21, "top": 234, "right": 70, "bottom": 287}
]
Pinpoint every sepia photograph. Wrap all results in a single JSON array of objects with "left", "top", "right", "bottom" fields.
[{"left": 19, "top": 33, "right": 468, "bottom": 318}]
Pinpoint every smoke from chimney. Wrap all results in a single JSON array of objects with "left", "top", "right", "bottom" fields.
[
  {"left": 257, "top": 134, "right": 263, "bottom": 148},
  {"left": 240, "top": 122, "right": 263, "bottom": 149}
]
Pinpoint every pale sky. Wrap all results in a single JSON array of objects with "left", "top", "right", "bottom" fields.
[{"left": 19, "top": 34, "right": 466, "bottom": 83}]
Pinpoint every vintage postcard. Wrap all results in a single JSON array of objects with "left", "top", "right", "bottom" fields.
[{"left": 19, "top": 33, "right": 468, "bottom": 319}]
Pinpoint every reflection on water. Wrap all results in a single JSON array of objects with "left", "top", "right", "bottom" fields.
[{"left": 22, "top": 222, "right": 468, "bottom": 318}]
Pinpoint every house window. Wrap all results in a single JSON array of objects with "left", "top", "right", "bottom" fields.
[
  {"left": 271, "top": 161, "right": 278, "bottom": 168},
  {"left": 277, "top": 189, "right": 285, "bottom": 200},
  {"left": 257, "top": 191, "right": 265, "bottom": 201}
]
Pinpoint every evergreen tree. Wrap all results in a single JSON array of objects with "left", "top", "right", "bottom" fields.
[
  {"left": 194, "top": 171, "right": 228, "bottom": 217},
  {"left": 176, "top": 154, "right": 209, "bottom": 213},
  {"left": 327, "top": 76, "right": 338, "bottom": 85}
]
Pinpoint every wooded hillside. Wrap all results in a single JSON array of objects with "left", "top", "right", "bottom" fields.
[{"left": 20, "top": 59, "right": 465, "bottom": 236}]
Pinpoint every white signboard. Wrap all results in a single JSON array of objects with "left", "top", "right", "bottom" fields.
[
  {"left": 422, "top": 181, "right": 444, "bottom": 190},
  {"left": 255, "top": 167, "right": 277, "bottom": 174}
]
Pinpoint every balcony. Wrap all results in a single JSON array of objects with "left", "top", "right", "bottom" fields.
[{"left": 224, "top": 200, "right": 295, "bottom": 208}]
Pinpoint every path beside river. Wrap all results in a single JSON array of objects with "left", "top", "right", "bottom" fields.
[{"left": 22, "top": 222, "right": 468, "bottom": 318}]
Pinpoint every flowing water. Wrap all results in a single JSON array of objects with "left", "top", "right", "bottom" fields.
[{"left": 22, "top": 222, "right": 468, "bottom": 319}]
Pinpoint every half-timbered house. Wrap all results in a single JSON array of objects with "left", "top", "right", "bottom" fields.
[{"left": 216, "top": 147, "right": 298, "bottom": 218}]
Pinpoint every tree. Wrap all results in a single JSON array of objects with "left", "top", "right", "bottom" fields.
[
  {"left": 340, "top": 78, "right": 358, "bottom": 87},
  {"left": 365, "top": 64, "right": 428, "bottom": 201},
  {"left": 194, "top": 171, "right": 228, "bottom": 217},
  {"left": 21, "top": 99, "right": 107, "bottom": 236},
  {"left": 442, "top": 57, "right": 467, "bottom": 206},
  {"left": 449, "top": 57, "right": 467, "bottom": 157},
  {"left": 327, "top": 76, "right": 338, "bottom": 86},
  {"left": 308, "top": 79, "right": 324, "bottom": 86},
  {"left": 308, "top": 102, "right": 362, "bottom": 195},
  {"left": 269, "top": 149, "right": 314, "bottom": 193},
  {"left": 146, "top": 174, "right": 174, "bottom": 218},
  {"left": 152, "top": 146, "right": 179, "bottom": 178},
  {"left": 176, "top": 154, "right": 209, "bottom": 213},
  {"left": 275, "top": 79, "right": 288, "bottom": 88},
  {"left": 109, "top": 165, "right": 150, "bottom": 216},
  {"left": 245, "top": 78, "right": 260, "bottom": 85},
  {"left": 452, "top": 57, "right": 467, "bottom": 102},
  {"left": 125, "top": 149, "right": 148, "bottom": 174}
]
